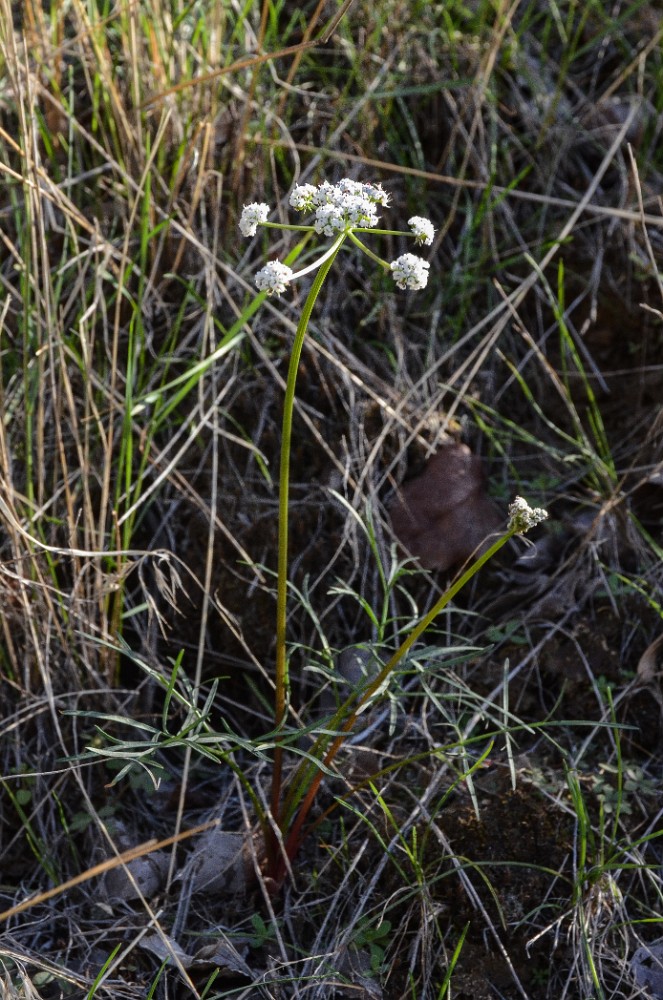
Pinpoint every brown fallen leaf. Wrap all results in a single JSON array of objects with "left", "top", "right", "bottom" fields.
[
  {"left": 636, "top": 634, "right": 663, "bottom": 687},
  {"left": 140, "top": 932, "right": 254, "bottom": 982},
  {"left": 174, "top": 827, "right": 251, "bottom": 896},
  {"left": 620, "top": 635, "right": 663, "bottom": 751},
  {"left": 102, "top": 849, "right": 169, "bottom": 902},
  {"left": 631, "top": 940, "right": 663, "bottom": 998},
  {"left": 389, "top": 442, "right": 502, "bottom": 571}
]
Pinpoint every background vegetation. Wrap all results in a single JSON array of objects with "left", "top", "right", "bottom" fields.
[{"left": 1, "top": 0, "right": 662, "bottom": 997}]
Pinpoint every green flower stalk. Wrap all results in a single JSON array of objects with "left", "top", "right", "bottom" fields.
[
  {"left": 240, "top": 179, "right": 435, "bottom": 874},
  {"left": 277, "top": 497, "right": 549, "bottom": 879}
]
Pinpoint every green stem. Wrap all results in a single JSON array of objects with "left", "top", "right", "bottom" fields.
[
  {"left": 346, "top": 230, "right": 390, "bottom": 269},
  {"left": 268, "top": 233, "right": 345, "bottom": 862},
  {"left": 280, "top": 526, "right": 517, "bottom": 869}
]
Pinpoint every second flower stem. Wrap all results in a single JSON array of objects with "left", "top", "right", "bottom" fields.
[{"left": 280, "top": 526, "right": 517, "bottom": 867}]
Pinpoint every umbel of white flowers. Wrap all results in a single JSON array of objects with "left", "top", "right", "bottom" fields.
[
  {"left": 239, "top": 179, "right": 434, "bottom": 296},
  {"left": 508, "top": 496, "right": 549, "bottom": 533}
]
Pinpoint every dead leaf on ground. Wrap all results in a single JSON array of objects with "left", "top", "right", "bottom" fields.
[
  {"left": 630, "top": 633, "right": 663, "bottom": 721},
  {"left": 96, "top": 818, "right": 169, "bottom": 903},
  {"left": 102, "top": 850, "right": 169, "bottom": 902},
  {"left": 140, "top": 932, "right": 191, "bottom": 967},
  {"left": 621, "top": 634, "right": 663, "bottom": 751},
  {"left": 192, "top": 938, "right": 253, "bottom": 977},
  {"left": 174, "top": 827, "right": 251, "bottom": 896},
  {"left": 636, "top": 634, "right": 663, "bottom": 686},
  {"left": 631, "top": 940, "right": 663, "bottom": 998},
  {"left": 389, "top": 442, "right": 502, "bottom": 571},
  {"left": 140, "top": 932, "right": 254, "bottom": 981}
]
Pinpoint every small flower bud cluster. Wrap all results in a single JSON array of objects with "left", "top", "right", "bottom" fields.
[{"left": 508, "top": 496, "right": 549, "bottom": 533}]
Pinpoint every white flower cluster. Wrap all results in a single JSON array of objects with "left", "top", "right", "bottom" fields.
[
  {"left": 239, "top": 202, "right": 270, "bottom": 237},
  {"left": 390, "top": 253, "right": 430, "bottom": 290},
  {"left": 508, "top": 496, "right": 549, "bottom": 533},
  {"left": 239, "top": 179, "right": 433, "bottom": 295},
  {"left": 254, "top": 261, "right": 293, "bottom": 296},
  {"left": 409, "top": 216, "right": 435, "bottom": 246},
  {"left": 289, "top": 178, "right": 389, "bottom": 237}
]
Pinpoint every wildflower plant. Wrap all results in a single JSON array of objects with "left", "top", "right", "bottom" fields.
[{"left": 239, "top": 179, "right": 548, "bottom": 886}]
